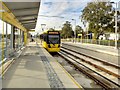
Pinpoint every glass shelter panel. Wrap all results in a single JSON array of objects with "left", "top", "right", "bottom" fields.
[{"left": 0, "top": 19, "right": 3, "bottom": 61}]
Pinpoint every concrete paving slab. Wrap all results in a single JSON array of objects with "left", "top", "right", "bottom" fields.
[
  {"left": 3, "top": 42, "right": 50, "bottom": 88},
  {"left": 2, "top": 42, "right": 82, "bottom": 89}
]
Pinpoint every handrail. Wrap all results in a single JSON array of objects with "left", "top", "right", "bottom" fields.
[{"left": 0, "top": 58, "right": 7, "bottom": 66}]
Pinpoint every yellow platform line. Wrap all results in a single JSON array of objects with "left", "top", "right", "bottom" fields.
[
  {"left": 56, "top": 61, "right": 83, "bottom": 89},
  {"left": 36, "top": 41, "right": 83, "bottom": 89}
]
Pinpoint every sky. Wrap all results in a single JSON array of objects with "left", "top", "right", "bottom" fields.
[
  {"left": 0, "top": 0, "right": 119, "bottom": 35},
  {"left": 35, "top": 0, "right": 92, "bottom": 34},
  {"left": 35, "top": 0, "right": 120, "bottom": 34}
]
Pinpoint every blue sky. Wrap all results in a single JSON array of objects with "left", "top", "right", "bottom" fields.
[{"left": 34, "top": 0, "right": 120, "bottom": 33}]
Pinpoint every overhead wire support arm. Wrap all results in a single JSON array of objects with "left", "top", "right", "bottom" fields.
[{"left": 38, "top": 15, "right": 64, "bottom": 18}]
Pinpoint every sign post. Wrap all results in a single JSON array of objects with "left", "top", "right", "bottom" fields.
[{"left": 78, "top": 34, "right": 82, "bottom": 43}]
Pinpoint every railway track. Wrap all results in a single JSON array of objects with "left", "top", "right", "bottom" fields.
[
  {"left": 61, "top": 43, "right": 120, "bottom": 69},
  {"left": 61, "top": 47, "right": 120, "bottom": 78},
  {"left": 58, "top": 47, "right": 120, "bottom": 89}
]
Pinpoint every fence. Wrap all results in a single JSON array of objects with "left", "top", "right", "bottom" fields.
[{"left": 62, "top": 38, "right": 120, "bottom": 48}]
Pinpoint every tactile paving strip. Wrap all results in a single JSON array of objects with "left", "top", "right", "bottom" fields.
[{"left": 40, "top": 56, "right": 65, "bottom": 89}]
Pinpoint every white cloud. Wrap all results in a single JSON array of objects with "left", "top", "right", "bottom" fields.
[{"left": 35, "top": 0, "right": 91, "bottom": 33}]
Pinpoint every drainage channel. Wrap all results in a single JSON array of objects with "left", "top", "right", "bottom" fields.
[{"left": 36, "top": 43, "right": 65, "bottom": 89}]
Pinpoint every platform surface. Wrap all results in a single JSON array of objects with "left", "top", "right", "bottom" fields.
[
  {"left": 3, "top": 42, "right": 50, "bottom": 88},
  {"left": 2, "top": 42, "right": 81, "bottom": 89}
]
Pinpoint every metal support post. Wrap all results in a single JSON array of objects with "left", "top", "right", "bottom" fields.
[
  {"left": 9, "top": 25, "right": 15, "bottom": 57},
  {"left": 115, "top": 3, "right": 118, "bottom": 49},
  {"left": 72, "top": 19, "right": 76, "bottom": 43},
  {"left": 2, "top": 21, "right": 4, "bottom": 60},
  {"left": 24, "top": 31, "right": 28, "bottom": 46},
  {"left": 18, "top": 29, "right": 21, "bottom": 49},
  {"left": 111, "top": 2, "right": 118, "bottom": 49},
  {"left": 5, "top": 22, "right": 8, "bottom": 58},
  {"left": 20, "top": 30, "right": 22, "bottom": 48},
  {"left": 13, "top": 27, "right": 15, "bottom": 49},
  {"left": 87, "top": 27, "right": 88, "bottom": 43},
  {"left": 11, "top": 26, "right": 14, "bottom": 49},
  {"left": 1, "top": 21, "right": 4, "bottom": 78},
  {"left": 74, "top": 12, "right": 76, "bottom": 43}
]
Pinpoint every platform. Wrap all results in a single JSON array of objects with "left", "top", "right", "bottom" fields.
[{"left": 2, "top": 42, "right": 82, "bottom": 89}]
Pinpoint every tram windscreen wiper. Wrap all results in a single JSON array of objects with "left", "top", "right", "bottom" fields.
[{"left": 49, "top": 40, "right": 55, "bottom": 45}]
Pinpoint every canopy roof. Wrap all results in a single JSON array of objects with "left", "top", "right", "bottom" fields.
[{"left": 4, "top": 2, "right": 40, "bottom": 29}]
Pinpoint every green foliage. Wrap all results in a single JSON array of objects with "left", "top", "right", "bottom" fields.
[
  {"left": 48, "top": 28, "right": 55, "bottom": 31},
  {"left": 75, "top": 25, "right": 83, "bottom": 38},
  {"left": 61, "top": 21, "right": 74, "bottom": 38},
  {"left": 117, "top": 11, "right": 120, "bottom": 33},
  {"left": 81, "top": 2, "right": 115, "bottom": 39}
]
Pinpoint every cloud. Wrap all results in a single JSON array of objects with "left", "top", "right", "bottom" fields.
[
  {"left": 36, "top": 0, "right": 91, "bottom": 33},
  {"left": 42, "top": 0, "right": 91, "bottom": 2}
]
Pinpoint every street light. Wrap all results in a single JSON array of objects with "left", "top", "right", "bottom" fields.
[
  {"left": 39, "top": 15, "right": 64, "bottom": 31},
  {"left": 79, "top": 16, "right": 83, "bottom": 43},
  {"left": 82, "top": 20, "right": 87, "bottom": 43},
  {"left": 110, "top": 2, "right": 118, "bottom": 49},
  {"left": 41, "top": 24, "right": 46, "bottom": 31},
  {"left": 72, "top": 19, "right": 76, "bottom": 43}
]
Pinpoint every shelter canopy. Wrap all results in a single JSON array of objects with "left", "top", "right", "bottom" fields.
[{"left": 4, "top": 1, "right": 40, "bottom": 29}]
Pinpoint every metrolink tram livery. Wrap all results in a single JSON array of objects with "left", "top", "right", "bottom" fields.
[{"left": 40, "top": 30, "right": 61, "bottom": 52}]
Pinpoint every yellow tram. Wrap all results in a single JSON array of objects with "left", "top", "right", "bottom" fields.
[{"left": 40, "top": 30, "right": 61, "bottom": 52}]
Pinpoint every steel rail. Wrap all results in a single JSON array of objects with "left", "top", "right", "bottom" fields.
[
  {"left": 58, "top": 51, "right": 120, "bottom": 89},
  {"left": 61, "top": 47, "right": 120, "bottom": 78},
  {"left": 61, "top": 43, "right": 120, "bottom": 69}
]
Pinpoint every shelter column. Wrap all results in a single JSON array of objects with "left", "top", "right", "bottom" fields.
[{"left": 24, "top": 31, "right": 28, "bottom": 45}]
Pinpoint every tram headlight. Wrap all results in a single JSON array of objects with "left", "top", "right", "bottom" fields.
[
  {"left": 58, "top": 44, "right": 60, "bottom": 47},
  {"left": 48, "top": 44, "right": 51, "bottom": 48}
]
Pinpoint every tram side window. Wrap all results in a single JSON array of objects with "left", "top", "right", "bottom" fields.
[
  {"left": 43, "top": 34, "right": 47, "bottom": 42},
  {"left": 40, "top": 34, "right": 43, "bottom": 39}
]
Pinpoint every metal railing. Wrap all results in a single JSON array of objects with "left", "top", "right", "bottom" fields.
[
  {"left": 0, "top": 43, "right": 24, "bottom": 66},
  {"left": 62, "top": 38, "right": 120, "bottom": 48}
]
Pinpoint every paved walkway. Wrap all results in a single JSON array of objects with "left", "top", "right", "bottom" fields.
[
  {"left": 3, "top": 42, "right": 50, "bottom": 88},
  {"left": 2, "top": 42, "right": 81, "bottom": 88}
]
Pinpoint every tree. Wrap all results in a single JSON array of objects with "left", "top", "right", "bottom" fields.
[
  {"left": 75, "top": 25, "right": 83, "bottom": 38},
  {"left": 81, "top": 2, "right": 114, "bottom": 39},
  {"left": 117, "top": 11, "right": 120, "bottom": 33},
  {"left": 61, "top": 21, "right": 74, "bottom": 38},
  {"left": 48, "top": 28, "right": 55, "bottom": 31}
]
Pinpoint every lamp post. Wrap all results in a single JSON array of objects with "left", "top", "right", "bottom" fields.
[
  {"left": 82, "top": 20, "right": 87, "bottom": 43},
  {"left": 79, "top": 16, "right": 83, "bottom": 43},
  {"left": 110, "top": 2, "right": 118, "bottom": 49},
  {"left": 72, "top": 19, "right": 76, "bottom": 43},
  {"left": 115, "top": 3, "right": 118, "bottom": 49},
  {"left": 39, "top": 15, "right": 64, "bottom": 31}
]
